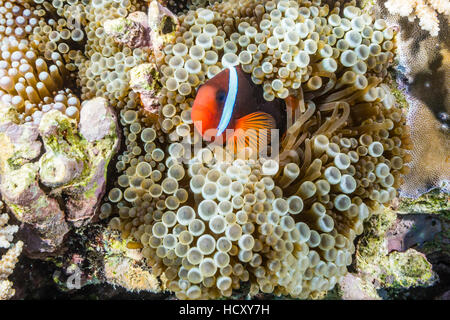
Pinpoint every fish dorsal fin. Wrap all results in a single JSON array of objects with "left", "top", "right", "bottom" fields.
[
  {"left": 231, "top": 112, "right": 276, "bottom": 152},
  {"left": 216, "top": 66, "right": 238, "bottom": 136}
]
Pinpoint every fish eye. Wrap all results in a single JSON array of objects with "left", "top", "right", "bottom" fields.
[{"left": 216, "top": 90, "right": 227, "bottom": 103}]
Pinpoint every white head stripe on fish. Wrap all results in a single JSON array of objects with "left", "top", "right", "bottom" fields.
[{"left": 216, "top": 66, "right": 238, "bottom": 136}]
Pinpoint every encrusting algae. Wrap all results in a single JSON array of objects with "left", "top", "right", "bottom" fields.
[{"left": 103, "top": 0, "right": 412, "bottom": 299}]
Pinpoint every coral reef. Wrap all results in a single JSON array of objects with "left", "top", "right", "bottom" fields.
[
  {"left": 397, "top": 190, "right": 449, "bottom": 214},
  {"left": 0, "top": 0, "right": 152, "bottom": 259},
  {"left": 0, "top": 213, "right": 17, "bottom": 250},
  {"left": 386, "top": 214, "right": 442, "bottom": 252},
  {"left": 104, "top": 0, "right": 412, "bottom": 299},
  {"left": 0, "top": 241, "right": 23, "bottom": 300},
  {"left": 0, "top": 201, "right": 23, "bottom": 300},
  {"left": 339, "top": 272, "right": 380, "bottom": 299},
  {"left": 400, "top": 97, "right": 449, "bottom": 197},
  {"left": 0, "top": 0, "right": 445, "bottom": 301},
  {"left": 0, "top": 97, "right": 119, "bottom": 256}
]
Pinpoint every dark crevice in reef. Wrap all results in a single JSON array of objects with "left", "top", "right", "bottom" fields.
[
  {"left": 10, "top": 224, "right": 173, "bottom": 299},
  {"left": 102, "top": 111, "right": 127, "bottom": 217},
  {"left": 37, "top": 179, "right": 52, "bottom": 197}
]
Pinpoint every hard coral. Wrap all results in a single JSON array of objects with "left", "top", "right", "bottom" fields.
[{"left": 377, "top": 0, "right": 450, "bottom": 196}]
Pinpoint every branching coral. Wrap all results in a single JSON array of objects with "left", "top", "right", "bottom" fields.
[
  {"left": 0, "top": 241, "right": 23, "bottom": 300},
  {"left": 384, "top": 0, "right": 450, "bottom": 36},
  {"left": 0, "top": 202, "right": 23, "bottom": 300},
  {"left": 0, "top": 212, "right": 18, "bottom": 250},
  {"left": 104, "top": 0, "right": 412, "bottom": 299}
]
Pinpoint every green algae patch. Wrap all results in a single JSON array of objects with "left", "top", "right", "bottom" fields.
[
  {"left": 39, "top": 111, "right": 88, "bottom": 166},
  {"left": 38, "top": 111, "right": 92, "bottom": 189},
  {"left": 8, "top": 203, "right": 24, "bottom": 219},
  {"left": 83, "top": 181, "right": 99, "bottom": 199},
  {"left": 0, "top": 103, "right": 20, "bottom": 125},
  {"left": 7, "top": 155, "right": 25, "bottom": 171},
  {"left": 397, "top": 190, "right": 450, "bottom": 214},
  {"left": 356, "top": 208, "right": 397, "bottom": 267},
  {"left": 105, "top": 17, "right": 132, "bottom": 34},
  {"left": 384, "top": 249, "right": 436, "bottom": 288},
  {"left": 390, "top": 85, "right": 410, "bottom": 110},
  {"left": 129, "top": 63, "right": 162, "bottom": 93}
]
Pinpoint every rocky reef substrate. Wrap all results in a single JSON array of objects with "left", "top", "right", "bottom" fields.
[{"left": 0, "top": 98, "right": 120, "bottom": 257}]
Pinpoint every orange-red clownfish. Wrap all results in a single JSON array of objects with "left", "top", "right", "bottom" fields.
[{"left": 191, "top": 65, "right": 286, "bottom": 151}]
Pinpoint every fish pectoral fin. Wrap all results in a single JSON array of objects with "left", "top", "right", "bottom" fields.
[
  {"left": 235, "top": 112, "right": 276, "bottom": 131},
  {"left": 229, "top": 112, "right": 276, "bottom": 151}
]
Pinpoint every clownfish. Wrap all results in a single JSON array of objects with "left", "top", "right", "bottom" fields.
[{"left": 191, "top": 65, "right": 286, "bottom": 151}]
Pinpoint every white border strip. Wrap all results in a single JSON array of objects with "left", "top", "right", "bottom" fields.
[{"left": 216, "top": 66, "right": 238, "bottom": 136}]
